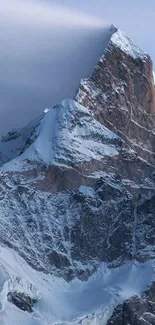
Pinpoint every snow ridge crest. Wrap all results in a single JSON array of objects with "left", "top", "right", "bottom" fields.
[
  {"left": 0, "top": 99, "right": 121, "bottom": 171},
  {"left": 103, "top": 24, "right": 146, "bottom": 60}
]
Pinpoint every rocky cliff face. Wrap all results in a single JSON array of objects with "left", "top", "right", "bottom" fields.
[
  {"left": 0, "top": 26, "right": 154, "bottom": 324},
  {"left": 75, "top": 26, "right": 155, "bottom": 324},
  {"left": 76, "top": 26, "right": 155, "bottom": 164}
]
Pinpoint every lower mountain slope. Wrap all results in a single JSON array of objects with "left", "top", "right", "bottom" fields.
[{"left": 0, "top": 97, "right": 154, "bottom": 324}]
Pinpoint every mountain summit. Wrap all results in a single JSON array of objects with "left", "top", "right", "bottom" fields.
[
  {"left": 76, "top": 26, "right": 155, "bottom": 163},
  {"left": 0, "top": 27, "right": 155, "bottom": 325}
]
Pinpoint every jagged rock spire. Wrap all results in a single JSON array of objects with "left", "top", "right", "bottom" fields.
[{"left": 76, "top": 27, "right": 155, "bottom": 164}]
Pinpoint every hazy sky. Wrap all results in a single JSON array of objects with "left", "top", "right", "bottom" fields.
[
  {"left": 0, "top": 0, "right": 154, "bottom": 135},
  {"left": 57, "top": 0, "right": 155, "bottom": 62}
]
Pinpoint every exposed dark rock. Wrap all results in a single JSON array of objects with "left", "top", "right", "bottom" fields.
[
  {"left": 1, "top": 131, "right": 21, "bottom": 142},
  {"left": 107, "top": 282, "right": 155, "bottom": 325},
  {"left": 7, "top": 291, "right": 37, "bottom": 313},
  {"left": 47, "top": 250, "right": 71, "bottom": 268}
]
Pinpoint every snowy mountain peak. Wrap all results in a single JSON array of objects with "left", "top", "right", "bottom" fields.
[
  {"left": 1, "top": 99, "right": 121, "bottom": 171},
  {"left": 110, "top": 28, "right": 146, "bottom": 59},
  {"left": 0, "top": 24, "right": 155, "bottom": 325},
  {"left": 99, "top": 24, "right": 146, "bottom": 61}
]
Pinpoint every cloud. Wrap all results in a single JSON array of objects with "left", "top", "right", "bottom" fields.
[
  {"left": 0, "top": 0, "right": 111, "bottom": 135},
  {"left": 1, "top": 0, "right": 104, "bottom": 28},
  {"left": 1, "top": 0, "right": 154, "bottom": 136},
  {"left": 57, "top": 0, "right": 155, "bottom": 63}
]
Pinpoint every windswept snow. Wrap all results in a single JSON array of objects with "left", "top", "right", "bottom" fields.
[
  {"left": 98, "top": 26, "right": 146, "bottom": 63},
  {"left": 2, "top": 99, "right": 120, "bottom": 171},
  {"left": 0, "top": 246, "right": 154, "bottom": 325},
  {"left": 111, "top": 28, "right": 146, "bottom": 60}
]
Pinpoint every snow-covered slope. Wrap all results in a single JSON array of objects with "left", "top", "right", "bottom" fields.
[
  {"left": 110, "top": 28, "right": 146, "bottom": 59},
  {"left": 1, "top": 99, "right": 121, "bottom": 171},
  {"left": 0, "top": 112, "right": 45, "bottom": 167},
  {"left": 0, "top": 246, "right": 154, "bottom": 325}
]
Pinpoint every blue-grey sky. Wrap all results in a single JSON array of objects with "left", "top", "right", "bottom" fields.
[
  {"left": 56, "top": 0, "right": 155, "bottom": 61},
  {"left": 0, "top": 0, "right": 154, "bottom": 135}
]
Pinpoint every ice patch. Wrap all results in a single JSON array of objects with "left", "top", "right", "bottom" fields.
[{"left": 78, "top": 186, "right": 95, "bottom": 197}]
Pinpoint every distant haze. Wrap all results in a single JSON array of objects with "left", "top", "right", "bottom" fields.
[
  {"left": 55, "top": 0, "right": 155, "bottom": 64},
  {"left": 0, "top": 0, "right": 154, "bottom": 135}
]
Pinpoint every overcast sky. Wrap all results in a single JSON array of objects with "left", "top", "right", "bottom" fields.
[{"left": 0, "top": 0, "right": 154, "bottom": 135}]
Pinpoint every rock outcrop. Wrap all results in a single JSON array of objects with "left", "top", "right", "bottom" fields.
[
  {"left": 107, "top": 282, "right": 155, "bottom": 325},
  {"left": 7, "top": 291, "right": 37, "bottom": 312}
]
